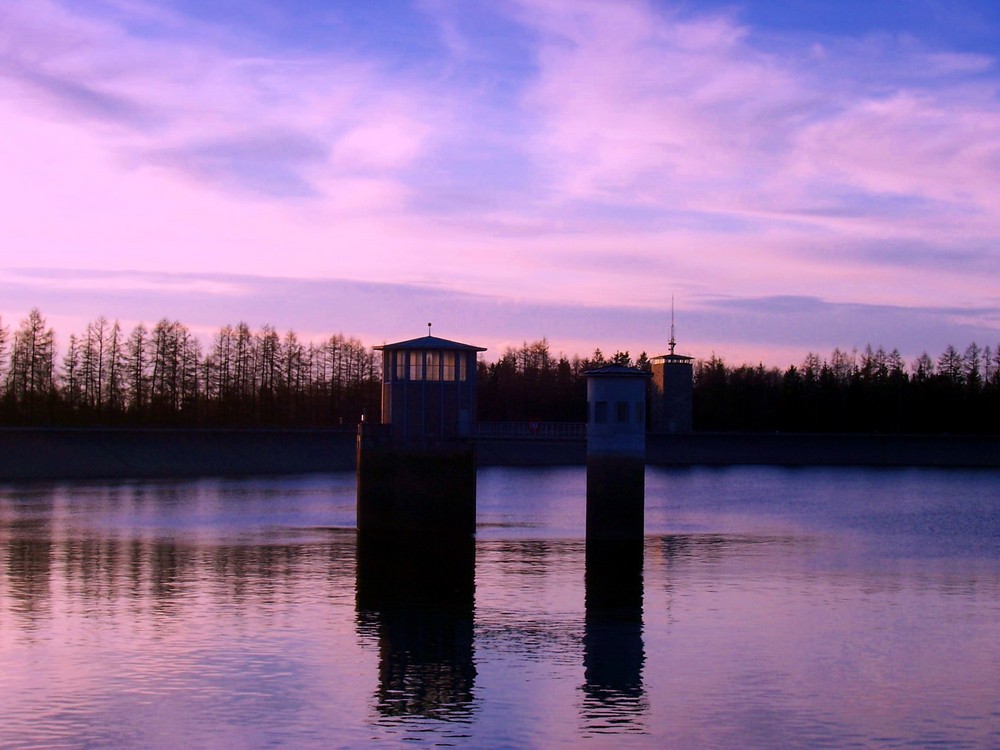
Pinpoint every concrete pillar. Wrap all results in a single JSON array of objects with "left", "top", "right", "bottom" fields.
[
  {"left": 356, "top": 424, "right": 476, "bottom": 535},
  {"left": 584, "top": 366, "right": 651, "bottom": 543},
  {"left": 357, "top": 333, "right": 485, "bottom": 536}
]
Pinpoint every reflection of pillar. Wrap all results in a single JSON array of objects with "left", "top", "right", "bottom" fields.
[
  {"left": 583, "top": 366, "right": 651, "bottom": 543},
  {"left": 355, "top": 534, "right": 477, "bottom": 720},
  {"left": 582, "top": 541, "right": 646, "bottom": 728}
]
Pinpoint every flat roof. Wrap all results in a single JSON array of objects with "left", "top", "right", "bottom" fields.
[
  {"left": 583, "top": 364, "right": 652, "bottom": 378},
  {"left": 651, "top": 353, "right": 694, "bottom": 362}
]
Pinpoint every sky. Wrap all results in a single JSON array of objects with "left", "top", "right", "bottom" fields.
[{"left": 1, "top": 0, "right": 999, "bottom": 367}]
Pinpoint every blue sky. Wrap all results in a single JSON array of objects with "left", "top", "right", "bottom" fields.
[{"left": 1, "top": 0, "right": 998, "bottom": 365}]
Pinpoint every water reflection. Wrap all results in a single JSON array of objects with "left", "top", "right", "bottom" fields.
[
  {"left": 0, "top": 470, "right": 997, "bottom": 748},
  {"left": 582, "top": 541, "right": 647, "bottom": 733},
  {"left": 355, "top": 534, "right": 478, "bottom": 722},
  {"left": 0, "top": 510, "right": 359, "bottom": 622},
  {"left": 4, "top": 518, "right": 54, "bottom": 629}
]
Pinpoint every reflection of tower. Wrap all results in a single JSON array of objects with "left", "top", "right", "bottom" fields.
[
  {"left": 355, "top": 536, "right": 477, "bottom": 721},
  {"left": 4, "top": 518, "right": 54, "bottom": 624},
  {"left": 582, "top": 542, "right": 646, "bottom": 731},
  {"left": 650, "top": 299, "right": 693, "bottom": 433}
]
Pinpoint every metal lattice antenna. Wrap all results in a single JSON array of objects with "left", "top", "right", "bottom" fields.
[{"left": 669, "top": 295, "right": 676, "bottom": 356}]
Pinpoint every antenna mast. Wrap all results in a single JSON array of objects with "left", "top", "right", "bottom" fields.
[{"left": 669, "top": 294, "right": 676, "bottom": 356}]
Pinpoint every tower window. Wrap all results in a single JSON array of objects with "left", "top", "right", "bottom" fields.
[
  {"left": 594, "top": 401, "right": 607, "bottom": 423},
  {"left": 442, "top": 352, "right": 456, "bottom": 380}
]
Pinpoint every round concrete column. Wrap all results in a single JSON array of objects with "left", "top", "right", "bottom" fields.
[{"left": 583, "top": 365, "right": 651, "bottom": 543}]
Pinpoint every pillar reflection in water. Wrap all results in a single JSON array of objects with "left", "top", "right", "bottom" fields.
[
  {"left": 355, "top": 532, "right": 477, "bottom": 721},
  {"left": 582, "top": 540, "right": 647, "bottom": 731}
]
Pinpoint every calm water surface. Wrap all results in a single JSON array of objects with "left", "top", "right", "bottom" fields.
[{"left": 0, "top": 466, "right": 998, "bottom": 748}]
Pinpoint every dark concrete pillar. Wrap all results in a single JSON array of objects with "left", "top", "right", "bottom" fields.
[
  {"left": 583, "top": 366, "right": 650, "bottom": 544},
  {"left": 586, "top": 455, "right": 645, "bottom": 541},
  {"left": 356, "top": 424, "right": 476, "bottom": 535}
]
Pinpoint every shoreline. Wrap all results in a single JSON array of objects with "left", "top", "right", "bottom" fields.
[{"left": 0, "top": 427, "right": 997, "bottom": 482}]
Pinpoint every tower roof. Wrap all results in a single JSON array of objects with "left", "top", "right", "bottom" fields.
[
  {"left": 375, "top": 335, "right": 486, "bottom": 352},
  {"left": 651, "top": 352, "right": 693, "bottom": 363}
]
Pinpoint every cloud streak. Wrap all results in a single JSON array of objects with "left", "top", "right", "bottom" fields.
[{"left": 2, "top": 269, "right": 997, "bottom": 369}]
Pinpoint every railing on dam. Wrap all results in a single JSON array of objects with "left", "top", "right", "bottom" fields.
[{"left": 477, "top": 421, "right": 586, "bottom": 440}]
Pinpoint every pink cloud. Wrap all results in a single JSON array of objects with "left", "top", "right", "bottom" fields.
[
  {"left": 515, "top": 0, "right": 1000, "bottom": 240},
  {"left": 0, "top": 0, "right": 997, "bottom": 366},
  {"left": 793, "top": 90, "right": 1000, "bottom": 212},
  {"left": 332, "top": 114, "right": 432, "bottom": 171},
  {"left": 516, "top": 0, "right": 803, "bottom": 202},
  {"left": 0, "top": 0, "right": 441, "bottom": 202}
]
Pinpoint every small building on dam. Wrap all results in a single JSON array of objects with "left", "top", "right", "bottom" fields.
[{"left": 375, "top": 333, "right": 486, "bottom": 441}]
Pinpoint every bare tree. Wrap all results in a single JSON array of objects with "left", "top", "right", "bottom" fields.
[
  {"left": 105, "top": 320, "right": 126, "bottom": 416},
  {"left": 938, "top": 345, "right": 964, "bottom": 383},
  {"left": 5, "top": 308, "right": 56, "bottom": 416},
  {"left": 257, "top": 324, "right": 280, "bottom": 406},
  {"left": 125, "top": 323, "right": 150, "bottom": 416},
  {"left": 61, "top": 333, "right": 83, "bottom": 412},
  {"left": 964, "top": 342, "right": 983, "bottom": 390},
  {"left": 233, "top": 322, "right": 254, "bottom": 407},
  {"left": 150, "top": 319, "right": 182, "bottom": 415},
  {"left": 985, "top": 345, "right": 999, "bottom": 387},
  {"left": 80, "top": 316, "right": 109, "bottom": 412},
  {"left": 829, "top": 347, "right": 854, "bottom": 383},
  {"left": 282, "top": 329, "right": 305, "bottom": 419},
  {"left": 887, "top": 349, "right": 906, "bottom": 379},
  {"left": 911, "top": 352, "right": 935, "bottom": 382},
  {"left": 0, "top": 315, "right": 9, "bottom": 390}
]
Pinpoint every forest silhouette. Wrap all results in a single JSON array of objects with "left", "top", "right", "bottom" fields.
[{"left": 0, "top": 308, "right": 997, "bottom": 434}]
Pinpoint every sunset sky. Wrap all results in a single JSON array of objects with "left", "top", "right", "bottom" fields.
[{"left": 1, "top": 0, "right": 998, "bottom": 366}]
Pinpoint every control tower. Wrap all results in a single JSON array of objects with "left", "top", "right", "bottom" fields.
[
  {"left": 650, "top": 300, "right": 693, "bottom": 433},
  {"left": 357, "top": 327, "right": 486, "bottom": 536}
]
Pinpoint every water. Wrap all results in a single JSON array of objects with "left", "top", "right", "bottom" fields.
[{"left": 0, "top": 467, "right": 998, "bottom": 748}]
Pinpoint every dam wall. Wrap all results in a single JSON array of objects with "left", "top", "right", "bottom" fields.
[
  {"left": 645, "top": 432, "right": 1000, "bottom": 468},
  {"left": 0, "top": 427, "right": 356, "bottom": 482},
  {"left": 0, "top": 428, "right": 996, "bottom": 482},
  {"left": 477, "top": 432, "right": 1000, "bottom": 469}
]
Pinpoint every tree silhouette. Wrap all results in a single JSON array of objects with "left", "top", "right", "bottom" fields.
[
  {"left": 4, "top": 308, "right": 56, "bottom": 421},
  {"left": 0, "top": 307, "right": 995, "bottom": 434}
]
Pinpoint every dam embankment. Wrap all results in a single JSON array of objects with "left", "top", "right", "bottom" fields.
[
  {"left": 477, "top": 432, "right": 1000, "bottom": 468},
  {"left": 0, "top": 428, "right": 357, "bottom": 482},
  {"left": 0, "top": 428, "right": 997, "bottom": 482}
]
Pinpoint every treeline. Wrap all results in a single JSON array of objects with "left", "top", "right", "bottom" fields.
[
  {"left": 0, "top": 308, "right": 379, "bottom": 427},
  {"left": 1, "top": 308, "right": 998, "bottom": 433},
  {"left": 477, "top": 339, "right": 644, "bottom": 422},
  {"left": 695, "top": 344, "right": 1000, "bottom": 433},
  {"left": 478, "top": 339, "right": 1000, "bottom": 434}
]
